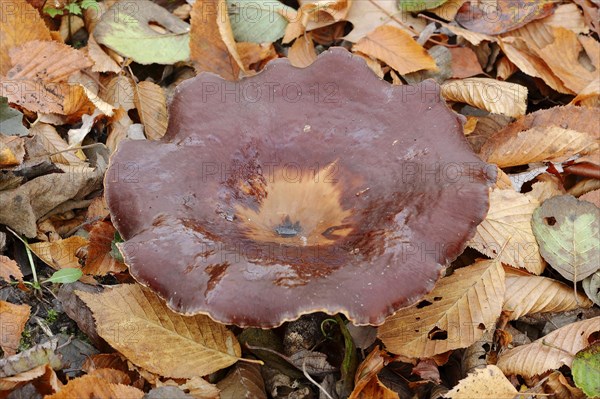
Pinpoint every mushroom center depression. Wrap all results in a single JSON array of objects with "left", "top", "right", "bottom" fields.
[{"left": 235, "top": 163, "right": 353, "bottom": 247}]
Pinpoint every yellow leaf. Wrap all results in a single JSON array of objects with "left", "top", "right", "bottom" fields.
[
  {"left": 288, "top": 34, "right": 317, "bottom": 68},
  {"left": 378, "top": 260, "right": 505, "bottom": 358},
  {"left": 441, "top": 78, "right": 527, "bottom": 118},
  {"left": 504, "top": 271, "right": 592, "bottom": 320},
  {"left": 444, "top": 365, "right": 518, "bottom": 399},
  {"left": 497, "top": 317, "right": 600, "bottom": 377},
  {"left": 45, "top": 373, "right": 144, "bottom": 399},
  {"left": 353, "top": 25, "right": 436, "bottom": 75},
  {"left": 480, "top": 125, "right": 599, "bottom": 168},
  {"left": 468, "top": 189, "right": 544, "bottom": 274},
  {"left": 77, "top": 284, "right": 242, "bottom": 378},
  {"left": 29, "top": 236, "right": 88, "bottom": 270},
  {"left": 133, "top": 81, "right": 168, "bottom": 140}
]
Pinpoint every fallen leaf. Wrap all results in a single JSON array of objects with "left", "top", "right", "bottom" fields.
[
  {"left": 444, "top": 365, "right": 518, "bottom": 399},
  {"left": 77, "top": 284, "right": 242, "bottom": 378},
  {"left": 400, "top": 0, "right": 448, "bottom": 12},
  {"left": 67, "top": 112, "right": 98, "bottom": 147},
  {"left": 288, "top": 34, "right": 317, "bottom": 68},
  {"left": 544, "top": 371, "right": 587, "bottom": 399},
  {"left": 441, "top": 78, "right": 527, "bottom": 117},
  {"left": 29, "top": 236, "right": 88, "bottom": 270},
  {"left": 348, "top": 347, "right": 398, "bottom": 399},
  {"left": 94, "top": 0, "right": 190, "bottom": 65},
  {"left": 526, "top": 175, "right": 566, "bottom": 204},
  {"left": 190, "top": 0, "right": 244, "bottom": 80},
  {"left": 438, "top": 20, "right": 497, "bottom": 46},
  {"left": 583, "top": 271, "right": 600, "bottom": 306},
  {"left": 448, "top": 47, "right": 484, "bottom": 78},
  {"left": 132, "top": 81, "right": 168, "bottom": 141},
  {"left": 455, "top": 0, "right": 556, "bottom": 35},
  {"left": 0, "top": 301, "right": 30, "bottom": 356},
  {"left": 0, "top": 363, "right": 58, "bottom": 394},
  {"left": 497, "top": 316, "right": 600, "bottom": 377},
  {"left": 236, "top": 42, "right": 277, "bottom": 71},
  {"left": 45, "top": 373, "right": 144, "bottom": 399},
  {"left": 0, "top": 336, "right": 62, "bottom": 378},
  {"left": 572, "top": 342, "right": 600, "bottom": 398},
  {"left": 216, "top": 363, "right": 266, "bottom": 399},
  {"left": 84, "top": 220, "right": 127, "bottom": 276},
  {"left": 504, "top": 271, "right": 592, "bottom": 320},
  {"left": 571, "top": 77, "right": 600, "bottom": 108},
  {"left": 0, "top": 0, "right": 52, "bottom": 76},
  {"left": 86, "top": 34, "right": 122, "bottom": 74},
  {"left": 543, "top": 3, "right": 589, "bottom": 34},
  {"left": 468, "top": 189, "right": 544, "bottom": 274},
  {"left": 30, "top": 123, "right": 83, "bottom": 166},
  {"left": 0, "top": 255, "right": 23, "bottom": 283},
  {"left": 228, "top": 0, "right": 294, "bottom": 43},
  {"left": 378, "top": 260, "right": 505, "bottom": 358},
  {"left": 0, "top": 96, "right": 28, "bottom": 136},
  {"left": 532, "top": 195, "right": 600, "bottom": 282},
  {"left": 353, "top": 25, "right": 437, "bottom": 74}
]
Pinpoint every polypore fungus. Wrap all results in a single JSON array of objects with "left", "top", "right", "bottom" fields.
[{"left": 105, "top": 48, "right": 495, "bottom": 328}]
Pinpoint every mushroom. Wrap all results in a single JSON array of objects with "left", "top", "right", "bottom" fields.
[{"left": 105, "top": 48, "right": 495, "bottom": 328}]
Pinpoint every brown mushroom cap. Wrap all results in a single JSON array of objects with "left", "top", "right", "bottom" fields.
[{"left": 105, "top": 48, "right": 495, "bottom": 328}]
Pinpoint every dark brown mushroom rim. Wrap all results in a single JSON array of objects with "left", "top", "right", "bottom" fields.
[{"left": 105, "top": 48, "right": 496, "bottom": 328}]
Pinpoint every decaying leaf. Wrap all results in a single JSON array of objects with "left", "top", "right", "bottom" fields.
[
  {"left": 190, "top": 0, "right": 244, "bottom": 80},
  {"left": 77, "top": 284, "right": 242, "bottom": 378},
  {"left": 228, "top": 0, "right": 294, "bottom": 43},
  {"left": 84, "top": 221, "right": 127, "bottom": 276},
  {"left": 45, "top": 373, "right": 144, "bottom": 399},
  {"left": 0, "top": 301, "right": 30, "bottom": 356},
  {"left": 468, "top": 189, "right": 544, "bottom": 274},
  {"left": 30, "top": 123, "right": 84, "bottom": 166},
  {"left": 572, "top": 342, "right": 600, "bottom": 398},
  {"left": 0, "top": 255, "right": 23, "bottom": 283},
  {"left": 583, "top": 271, "right": 600, "bottom": 306},
  {"left": 29, "top": 236, "right": 88, "bottom": 271},
  {"left": 532, "top": 195, "right": 600, "bottom": 282},
  {"left": 348, "top": 347, "right": 398, "bottom": 399},
  {"left": 0, "top": 337, "right": 62, "bottom": 379},
  {"left": 216, "top": 363, "right": 266, "bottom": 399},
  {"left": 504, "top": 271, "right": 592, "bottom": 320},
  {"left": 378, "top": 260, "right": 505, "bottom": 358},
  {"left": 0, "top": 0, "right": 52, "bottom": 76},
  {"left": 497, "top": 316, "right": 600, "bottom": 377},
  {"left": 133, "top": 81, "right": 168, "bottom": 140},
  {"left": 353, "top": 26, "right": 437, "bottom": 75},
  {"left": 94, "top": 0, "right": 190, "bottom": 65},
  {"left": 0, "top": 363, "right": 59, "bottom": 394},
  {"left": 441, "top": 78, "right": 527, "bottom": 118},
  {"left": 444, "top": 365, "right": 519, "bottom": 399}
]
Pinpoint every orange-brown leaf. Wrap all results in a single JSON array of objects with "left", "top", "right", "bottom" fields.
[
  {"left": 133, "top": 81, "right": 168, "bottom": 140},
  {"left": 29, "top": 236, "right": 88, "bottom": 270},
  {"left": 0, "top": 255, "right": 23, "bottom": 283},
  {"left": 349, "top": 347, "right": 397, "bottom": 399},
  {"left": 0, "top": 300, "right": 30, "bottom": 356},
  {"left": 45, "top": 374, "right": 143, "bottom": 399},
  {"left": 84, "top": 221, "right": 127, "bottom": 276}
]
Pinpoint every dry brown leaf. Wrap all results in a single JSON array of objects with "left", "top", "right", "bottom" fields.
[
  {"left": 84, "top": 221, "right": 127, "bottom": 276},
  {"left": 431, "top": 0, "right": 468, "bottom": 20},
  {"left": 494, "top": 167, "right": 513, "bottom": 190},
  {"left": 236, "top": 42, "right": 277, "bottom": 71},
  {"left": 0, "top": 255, "right": 23, "bottom": 283},
  {"left": 190, "top": 0, "right": 244, "bottom": 80},
  {"left": 29, "top": 236, "right": 87, "bottom": 271},
  {"left": 448, "top": 47, "right": 484, "bottom": 79},
  {"left": 288, "top": 34, "right": 317, "bottom": 68},
  {"left": 100, "top": 75, "right": 135, "bottom": 111},
  {"left": 504, "top": 272, "right": 592, "bottom": 320},
  {"left": 86, "top": 34, "right": 121, "bottom": 74},
  {"left": 495, "top": 56, "right": 518, "bottom": 80},
  {"left": 468, "top": 189, "right": 544, "bottom": 274},
  {"left": 444, "top": 365, "right": 518, "bottom": 399},
  {"left": 216, "top": 363, "right": 266, "bottom": 399},
  {"left": 0, "top": 0, "right": 52, "bottom": 76},
  {"left": 45, "top": 374, "right": 144, "bottom": 399},
  {"left": 133, "top": 81, "right": 168, "bottom": 140},
  {"left": 526, "top": 175, "right": 566, "bottom": 203},
  {"left": 378, "top": 260, "right": 505, "bottom": 358},
  {"left": 544, "top": 371, "right": 587, "bottom": 399},
  {"left": 0, "top": 363, "right": 59, "bottom": 394},
  {"left": 353, "top": 25, "right": 437, "bottom": 75},
  {"left": 437, "top": 21, "right": 496, "bottom": 46},
  {"left": 349, "top": 347, "right": 398, "bottom": 399},
  {"left": 480, "top": 125, "right": 599, "bottom": 168},
  {"left": 497, "top": 316, "right": 600, "bottom": 377},
  {"left": 441, "top": 78, "right": 527, "bottom": 118},
  {"left": 0, "top": 301, "right": 30, "bottom": 356},
  {"left": 30, "top": 123, "right": 83, "bottom": 166},
  {"left": 77, "top": 284, "right": 242, "bottom": 378},
  {"left": 580, "top": 189, "right": 600, "bottom": 208},
  {"left": 571, "top": 77, "right": 600, "bottom": 108},
  {"left": 80, "top": 85, "right": 114, "bottom": 117},
  {"left": 543, "top": 3, "right": 589, "bottom": 34}
]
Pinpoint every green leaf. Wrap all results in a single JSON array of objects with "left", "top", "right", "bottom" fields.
[
  {"left": 80, "top": 0, "right": 99, "bottom": 10},
  {"left": 44, "top": 268, "right": 83, "bottom": 284},
  {"left": 110, "top": 231, "right": 124, "bottom": 262},
  {"left": 532, "top": 195, "right": 600, "bottom": 282},
  {"left": 66, "top": 3, "right": 82, "bottom": 15},
  {"left": 0, "top": 97, "right": 28, "bottom": 136},
  {"left": 398, "top": 0, "right": 449, "bottom": 12},
  {"left": 227, "top": 0, "right": 293, "bottom": 43},
  {"left": 572, "top": 343, "right": 600, "bottom": 398},
  {"left": 43, "top": 6, "right": 65, "bottom": 18},
  {"left": 94, "top": 0, "right": 190, "bottom": 65}
]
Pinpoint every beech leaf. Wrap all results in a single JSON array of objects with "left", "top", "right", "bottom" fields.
[
  {"left": 572, "top": 343, "right": 600, "bottom": 398},
  {"left": 444, "top": 365, "right": 519, "bottom": 399}
]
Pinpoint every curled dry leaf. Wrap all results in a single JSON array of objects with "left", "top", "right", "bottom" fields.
[
  {"left": 348, "top": 347, "right": 398, "bottom": 399},
  {"left": 353, "top": 26, "right": 437, "bottom": 75},
  {"left": 0, "top": 336, "right": 62, "bottom": 378},
  {"left": 76, "top": 284, "right": 242, "bottom": 379},
  {"left": 0, "top": 364, "right": 59, "bottom": 394},
  {"left": 84, "top": 220, "right": 127, "bottom": 276},
  {"left": 190, "top": 0, "right": 244, "bottom": 80},
  {"left": 288, "top": 34, "right": 317, "bottom": 68},
  {"left": 29, "top": 236, "right": 88, "bottom": 270},
  {"left": 468, "top": 189, "right": 544, "bottom": 274},
  {"left": 441, "top": 78, "right": 527, "bottom": 118},
  {"left": 532, "top": 195, "right": 600, "bottom": 282},
  {"left": 443, "top": 365, "right": 518, "bottom": 399},
  {"left": 133, "top": 81, "right": 168, "bottom": 140},
  {"left": 0, "top": 0, "right": 51, "bottom": 76},
  {"left": 0, "top": 255, "right": 23, "bottom": 283},
  {"left": 497, "top": 316, "right": 600, "bottom": 377},
  {"left": 504, "top": 272, "right": 592, "bottom": 321},
  {"left": 45, "top": 373, "right": 144, "bottom": 399},
  {"left": 0, "top": 301, "right": 30, "bottom": 356},
  {"left": 216, "top": 363, "right": 267, "bottom": 399},
  {"left": 30, "top": 123, "right": 83, "bottom": 166},
  {"left": 378, "top": 260, "right": 505, "bottom": 358}
]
